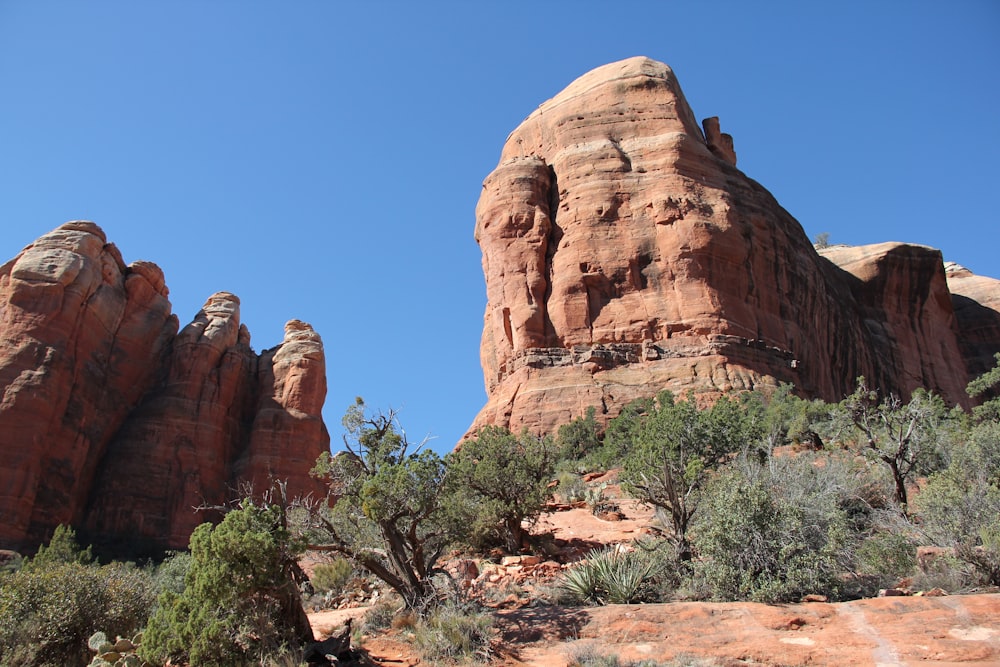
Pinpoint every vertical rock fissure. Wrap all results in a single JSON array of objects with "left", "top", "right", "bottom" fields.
[{"left": 542, "top": 164, "right": 562, "bottom": 344}]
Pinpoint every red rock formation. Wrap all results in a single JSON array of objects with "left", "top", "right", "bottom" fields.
[
  {"left": 945, "top": 262, "right": 1000, "bottom": 380},
  {"left": 236, "top": 319, "right": 329, "bottom": 502},
  {"left": 470, "top": 57, "right": 1000, "bottom": 436},
  {"left": 0, "top": 222, "right": 177, "bottom": 550},
  {"left": 0, "top": 222, "right": 328, "bottom": 554}
]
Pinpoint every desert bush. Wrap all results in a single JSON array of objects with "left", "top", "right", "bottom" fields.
[
  {"left": 311, "top": 557, "right": 354, "bottom": 594},
  {"left": 912, "top": 550, "right": 978, "bottom": 592},
  {"left": 692, "top": 454, "right": 877, "bottom": 602},
  {"left": 23, "top": 524, "right": 93, "bottom": 572},
  {"left": 856, "top": 532, "right": 916, "bottom": 584},
  {"left": 621, "top": 391, "right": 762, "bottom": 560},
  {"left": 360, "top": 597, "right": 400, "bottom": 635},
  {"left": 412, "top": 602, "right": 493, "bottom": 664},
  {"left": 557, "top": 406, "right": 602, "bottom": 462},
  {"left": 447, "top": 425, "right": 555, "bottom": 554},
  {"left": 304, "top": 399, "right": 470, "bottom": 612},
  {"left": 149, "top": 550, "right": 191, "bottom": 597},
  {"left": 560, "top": 546, "right": 654, "bottom": 605},
  {"left": 0, "top": 560, "right": 155, "bottom": 667},
  {"left": 916, "top": 419, "right": 1000, "bottom": 585},
  {"left": 140, "top": 497, "right": 312, "bottom": 667},
  {"left": 836, "top": 379, "right": 949, "bottom": 511},
  {"left": 567, "top": 646, "right": 712, "bottom": 667},
  {"left": 0, "top": 552, "right": 21, "bottom": 577},
  {"left": 968, "top": 352, "right": 1000, "bottom": 422},
  {"left": 584, "top": 483, "right": 621, "bottom": 516},
  {"left": 556, "top": 470, "right": 587, "bottom": 504},
  {"left": 588, "top": 396, "right": 655, "bottom": 469}
]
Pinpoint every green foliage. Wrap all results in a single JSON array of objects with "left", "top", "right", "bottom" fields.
[
  {"left": 691, "top": 451, "right": 899, "bottom": 602},
  {"left": 0, "top": 560, "right": 154, "bottom": 667},
  {"left": 857, "top": 532, "right": 916, "bottom": 582},
  {"left": 0, "top": 552, "right": 21, "bottom": 577},
  {"left": 305, "top": 398, "right": 467, "bottom": 611},
  {"left": 447, "top": 425, "right": 555, "bottom": 553},
  {"left": 23, "top": 524, "right": 93, "bottom": 572},
  {"left": 557, "top": 406, "right": 602, "bottom": 462},
  {"left": 567, "top": 648, "right": 715, "bottom": 667},
  {"left": 916, "top": 419, "right": 1000, "bottom": 585},
  {"left": 560, "top": 546, "right": 655, "bottom": 605},
  {"left": 140, "top": 497, "right": 312, "bottom": 667},
  {"left": 838, "top": 379, "right": 948, "bottom": 511},
  {"left": 584, "top": 482, "right": 620, "bottom": 516},
  {"left": 590, "top": 396, "right": 654, "bottom": 469},
  {"left": 555, "top": 471, "right": 587, "bottom": 504},
  {"left": 360, "top": 597, "right": 399, "bottom": 635},
  {"left": 749, "top": 383, "right": 832, "bottom": 453},
  {"left": 620, "top": 391, "right": 762, "bottom": 559},
  {"left": 412, "top": 602, "right": 493, "bottom": 664},
  {"left": 968, "top": 353, "right": 1000, "bottom": 422},
  {"left": 311, "top": 557, "right": 354, "bottom": 594},
  {"left": 693, "top": 471, "right": 841, "bottom": 602},
  {"left": 150, "top": 551, "right": 191, "bottom": 597}
]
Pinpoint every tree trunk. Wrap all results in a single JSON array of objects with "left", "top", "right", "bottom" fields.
[
  {"left": 505, "top": 517, "right": 524, "bottom": 554},
  {"left": 889, "top": 460, "right": 908, "bottom": 511}
]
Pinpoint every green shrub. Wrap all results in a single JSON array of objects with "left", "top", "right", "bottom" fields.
[
  {"left": 693, "top": 464, "right": 849, "bottom": 603},
  {"left": 560, "top": 546, "right": 654, "bottom": 605},
  {"left": 621, "top": 391, "right": 762, "bottom": 560},
  {"left": 912, "top": 550, "right": 977, "bottom": 593},
  {"left": 588, "top": 397, "right": 654, "bottom": 470},
  {"left": 150, "top": 550, "right": 192, "bottom": 597},
  {"left": 585, "top": 483, "right": 621, "bottom": 516},
  {"left": 557, "top": 407, "right": 602, "bottom": 462},
  {"left": 312, "top": 557, "right": 354, "bottom": 594},
  {"left": 857, "top": 532, "right": 916, "bottom": 584},
  {"left": 916, "top": 419, "right": 1000, "bottom": 585},
  {"left": 24, "top": 525, "right": 93, "bottom": 572},
  {"left": 360, "top": 597, "right": 399, "bottom": 635},
  {"left": 306, "top": 399, "right": 468, "bottom": 611},
  {"left": 412, "top": 602, "right": 493, "bottom": 663},
  {"left": 567, "top": 646, "right": 713, "bottom": 667},
  {"left": 0, "top": 561, "right": 154, "bottom": 667},
  {"left": 140, "top": 499, "right": 312, "bottom": 667},
  {"left": 447, "top": 425, "right": 555, "bottom": 553},
  {"left": 556, "top": 471, "right": 587, "bottom": 504}
]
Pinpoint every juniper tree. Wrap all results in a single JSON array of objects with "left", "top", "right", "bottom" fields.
[
  {"left": 621, "top": 391, "right": 762, "bottom": 560},
  {"left": 303, "top": 398, "right": 467, "bottom": 611},
  {"left": 447, "top": 425, "right": 555, "bottom": 553}
]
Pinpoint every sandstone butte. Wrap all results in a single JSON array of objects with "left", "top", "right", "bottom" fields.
[
  {"left": 469, "top": 56, "right": 1000, "bottom": 437},
  {"left": 0, "top": 221, "right": 329, "bottom": 554}
]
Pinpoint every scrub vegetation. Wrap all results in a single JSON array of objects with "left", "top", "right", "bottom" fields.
[{"left": 2, "top": 355, "right": 998, "bottom": 666}]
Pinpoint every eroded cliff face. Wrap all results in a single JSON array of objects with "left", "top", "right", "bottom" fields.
[
  {"left": 470, "top": 57, "right": 999, "bottom": 436},
  {"left": 0, "top": 222, "right": 328, "bottom": 553}
]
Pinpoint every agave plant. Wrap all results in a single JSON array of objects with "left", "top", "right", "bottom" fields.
[{"left": 560, "top": 546, "right": 653, "bottom": 605}]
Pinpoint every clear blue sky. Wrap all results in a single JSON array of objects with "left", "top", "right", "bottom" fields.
[{"left": 2, "top": 1, "right": 998, "bottom": 451}]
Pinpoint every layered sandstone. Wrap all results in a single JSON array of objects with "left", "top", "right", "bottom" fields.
[
  {"left": 0, "top": 222, "right": 328, "bottom": 553},
  {"left": 945, "top": 263, "right": 1000, "bottom": 381},
  {"left": 470, "top": 57, "right": 999, "bottom": 436}
]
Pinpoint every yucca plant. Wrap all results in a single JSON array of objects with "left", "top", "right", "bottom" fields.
[{"left": 560, "top": 546, "right": 653, "bottom": 605}]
